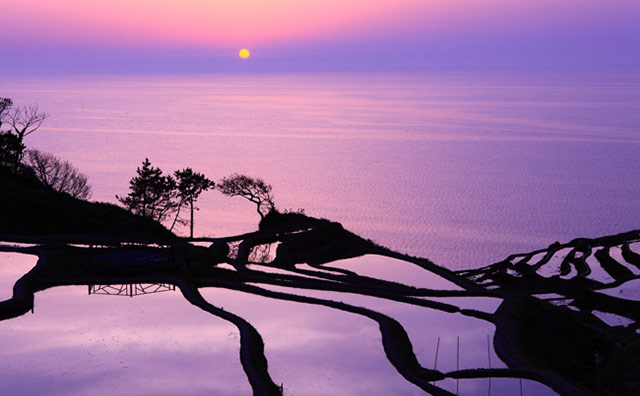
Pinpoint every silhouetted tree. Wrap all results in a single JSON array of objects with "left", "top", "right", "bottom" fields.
[
  {"left": 0, "top": 99, "right": 47, "bottom": 172},
  {"left": 171, "top": 168, "right": 215, "bottom": 237},
  {"left": 24, "top": 149, "right": 92, "bottom": 199},
  {"left": 3, "top": 104, "right": 48, "bottom": 143},
  {"left": 0, "top": 98, "right": 13, "bottom": 129},
  {"left": 0, "top": 132, "right": 25, "bottom": 172},
  {"left": 218, "top": 174, "right": 275, "bottom": 219},
  {"left": 1, "top": 99, "right": 19, "bottom": 172},
  {"left": 117, "top": 158, "right": 178, "bottom": 222}
]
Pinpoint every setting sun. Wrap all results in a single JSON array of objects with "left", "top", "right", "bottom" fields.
[{"left": 239, "top": 49, "right": 250, "bottom": 59}]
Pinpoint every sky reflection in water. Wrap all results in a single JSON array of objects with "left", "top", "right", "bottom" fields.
[
  {"left": 0, "top": 254, "right": 249, "bottom": 396},
  {"left": 1, "top": 252, "right": 563, "bottom": 395}
]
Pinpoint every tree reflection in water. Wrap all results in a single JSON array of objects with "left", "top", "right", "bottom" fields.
[{"left": 88, "top": 283, "right": 176, "bottom": 297}]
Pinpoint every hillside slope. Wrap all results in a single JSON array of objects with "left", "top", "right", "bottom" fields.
[{"left": 0, "top": 173, "right": 174, "bottom": 241}]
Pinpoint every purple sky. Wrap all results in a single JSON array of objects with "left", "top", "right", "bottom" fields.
[{"left": 1, "top": 0, "right": 639, "bottom": 73}]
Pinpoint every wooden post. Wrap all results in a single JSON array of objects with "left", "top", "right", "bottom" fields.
[
  {"left": 432, "top": 336, "right": 441, "bottom": 386},
  {"left": 434, "top": 336, "right": 441, "bottom": 369},
  {"left": 520, "top": 378, "right": 523, "bottom": 396},
  {"left": 457, "top": 336, "right": 460, "bottom": 395},
  {"left": 487, "top": 334, "right": 492, "bottom": 396}
]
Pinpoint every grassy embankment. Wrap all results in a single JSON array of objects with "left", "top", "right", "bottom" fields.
[{"left": 0, "top": 172, "right": 174, "bottom": 242}]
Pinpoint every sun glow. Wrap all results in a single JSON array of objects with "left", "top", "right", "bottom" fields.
[{"left": 239, "top": 49, "right": 250, "bottom": 59}]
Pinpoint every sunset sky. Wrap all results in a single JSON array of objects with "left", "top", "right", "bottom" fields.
[{"left": 2, "top": 0, "right": 639, "bottom": 73}]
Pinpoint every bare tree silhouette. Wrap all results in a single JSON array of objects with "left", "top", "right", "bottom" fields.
[
  {"left": 4, "top": 104, "right": 48, "bottom": 142},
  {"left": 24, "top": 149, "right": 92, "bottom": 199}
]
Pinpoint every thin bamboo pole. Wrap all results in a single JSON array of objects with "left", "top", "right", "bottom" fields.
[
  {"left": 457, "top": 335, "right": 460, "bottom": 395},
  {"left": 487, "top": 334, "right": 492, "bottom": 396}
]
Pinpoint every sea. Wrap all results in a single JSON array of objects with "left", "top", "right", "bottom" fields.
[
  {"left": 3, "top": 71, "right": 640, "bottom": 268},
  {"left": 3, "top": 71, "right": 639, "bottom": 395}
]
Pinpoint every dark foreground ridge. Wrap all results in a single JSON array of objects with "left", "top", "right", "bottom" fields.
[
  {"left": 456, "top": 230, "right": 640, "bottom": 396},
  {"left": 0, "top": 172, "right": 175, "bottom": 241},
  {"left": 1, "top": 210, "right": 639, "bottom": 395}
]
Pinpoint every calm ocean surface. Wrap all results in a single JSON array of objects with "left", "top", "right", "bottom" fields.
[
  {"left": 3, "top": 72, "right": 640, "bottom": 269},
  {"left": 2, "top": 72, "right": 637, "bottom": 396}
]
